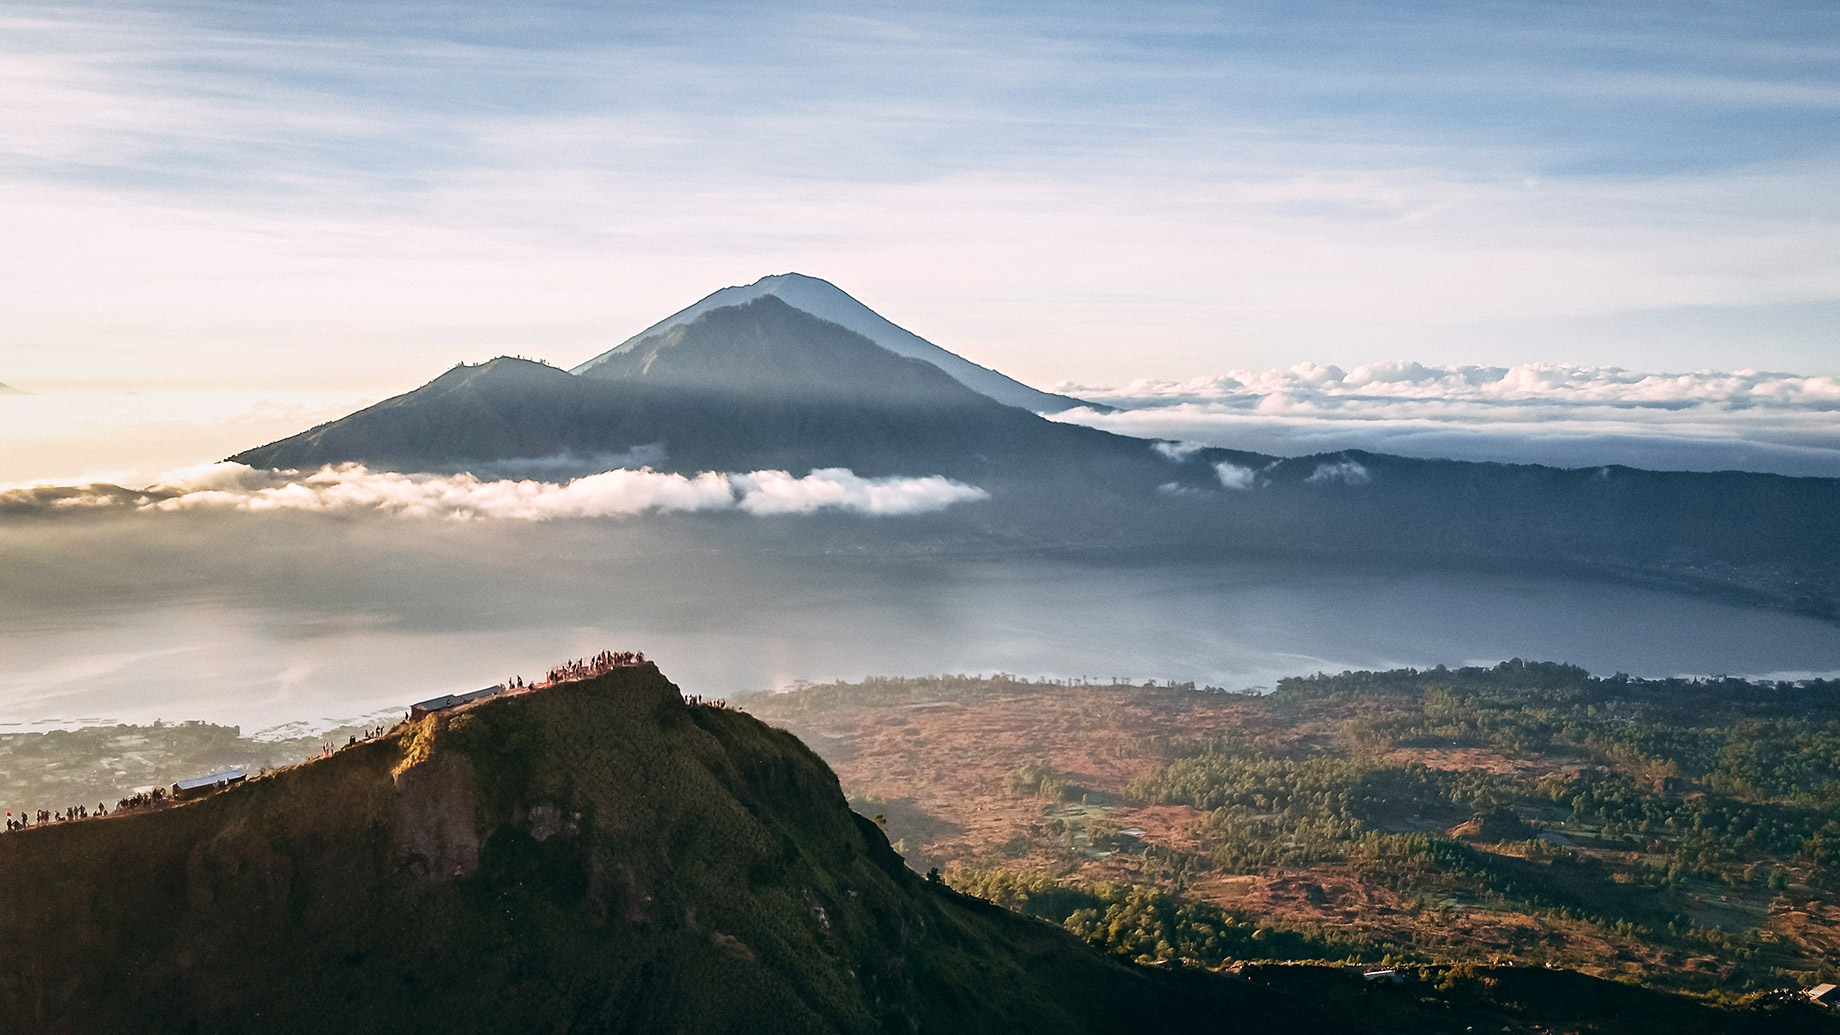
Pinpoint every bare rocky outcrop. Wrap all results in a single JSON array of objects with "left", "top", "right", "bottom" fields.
[{"left": 390, "top": 748, "right": 479, "bottom": 879}]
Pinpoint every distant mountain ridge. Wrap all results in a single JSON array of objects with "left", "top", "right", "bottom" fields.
[{"left": 573, "top": 273, "right": 1096, "bottom": 413}]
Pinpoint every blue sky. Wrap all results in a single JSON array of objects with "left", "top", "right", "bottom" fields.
[{"left": 1, "top": 0, "right": 1837, "bottom": 391}]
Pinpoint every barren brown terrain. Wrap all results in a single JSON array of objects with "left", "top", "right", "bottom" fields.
[{"left": 744, "top": 667, "right": 1840, "bottom": 999}]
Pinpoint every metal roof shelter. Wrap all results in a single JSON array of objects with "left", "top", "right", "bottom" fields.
[
  {"left": 409, "top": 684, "right": 504, "bottom": 720},
  {"left": 171, "top": 767, "right": 247, "bottom": 801}
]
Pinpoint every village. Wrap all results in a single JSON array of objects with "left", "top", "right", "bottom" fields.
[{"left": 2, "top": 649, "right": 673, "bottom": 833}]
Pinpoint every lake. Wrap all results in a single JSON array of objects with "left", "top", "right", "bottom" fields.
[{"left": 3, "top": 512, "right": 1838, "bottom": 733}]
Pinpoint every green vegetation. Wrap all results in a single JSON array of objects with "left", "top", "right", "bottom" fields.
[
  {"left": 1005, "top": 760, "right": 1092, "bottom": 802},
  {"left": 1111, "top": 661, "right": 1840, "bottom": 988},
  {"left": 947, "top": 868, "right": 1373, "bottom": 966}
]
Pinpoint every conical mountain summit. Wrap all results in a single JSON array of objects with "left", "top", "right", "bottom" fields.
[{"left": 573, "top": 273, "right": 1094, "bottom": 413}]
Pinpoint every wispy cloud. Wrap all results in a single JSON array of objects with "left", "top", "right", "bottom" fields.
[
  {"left": 0, "top": 0, "right": 1836, "bottom": 393},
  {"left": 0, "top": 463, "right": 989, "bottom": 520}
]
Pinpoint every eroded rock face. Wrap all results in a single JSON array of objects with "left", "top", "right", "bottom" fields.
[{"left": 391, "top": 751, "right": 479, "bottom": 879}]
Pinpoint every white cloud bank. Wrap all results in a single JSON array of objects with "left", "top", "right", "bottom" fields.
[
  {"left": 1071, "top": 362, "right": 1840, "bottom": 410},
  {"left": 0, "top": 463, "right": 988, "bottom": 520},
  {"left": 1058, "top": 363, "right": 1840, "bottom": 477}
]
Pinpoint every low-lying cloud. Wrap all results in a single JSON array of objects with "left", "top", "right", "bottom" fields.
[
  {"left": 1153, "top": 440, "right": 1206, "bottom": 461},
  {"left": 1214, "top": 462, "right": 1261, "bottom": 490},
  {"left": 0, "top": 463, "right": 988, "bottom": 520},
  {"left": 1305, "top": 460, "right": 1371, "bottom": 486},
  {"left": 1057, "top": 363, "right": 1840, "bottom": 477},
  {"left": 727, "top": 469, "right": 985, "bottom": 515}
]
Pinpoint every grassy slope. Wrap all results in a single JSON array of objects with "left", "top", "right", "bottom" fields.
[{"left": 0, "top": 666, "right": 1302, "bottom": 1034}]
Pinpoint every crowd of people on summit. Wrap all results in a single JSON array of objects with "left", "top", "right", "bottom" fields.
[{"left": 527, "top": 650, "right": 645, "bottom": 689}]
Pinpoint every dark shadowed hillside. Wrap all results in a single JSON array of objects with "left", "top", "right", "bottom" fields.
[{"left": 0, "top": 665, "right": 1311, "bottom": 1034}]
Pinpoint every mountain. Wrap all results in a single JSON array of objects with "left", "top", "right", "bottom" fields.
[
  {"left": 0, "top": 382, "right": 24, "bottom": 395},
  {"left": 573, "top": 273, "right": 1095, "bottom": 413},
  {"left": 0, "top": 665, "right": 1313, "bottom": 1033},
  {"left": 230, "top": 296, "right": 1189, "bottom": 487},
  {"left": 232, "top": 356, "right": 617, "bottom": 473},
  {"left": 228, "top": 288, "right": 1840, "bottom": 620}
]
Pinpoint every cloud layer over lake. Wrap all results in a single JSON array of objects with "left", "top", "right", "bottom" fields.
[
  {"left": 0, "top": 463, "right": 988, "bottom": 520},
  {"left": 1057, "top": 364, "right": 1840, "bottom": 477}
]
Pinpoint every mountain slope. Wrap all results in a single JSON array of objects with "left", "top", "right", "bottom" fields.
[
  {"left": 229, "top": 356, "right": 615, "bottom": 472},
  {"left": 572, "top": 273, "right": 1094, "bottom": 413},
  {"left": 0, "top": 666, "right": 1311, "bottom": 1033}
]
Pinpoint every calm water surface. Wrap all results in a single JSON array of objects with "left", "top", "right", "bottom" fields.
[{"left": 3, "top": 515, "right": 1838, "bottom": 732}]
